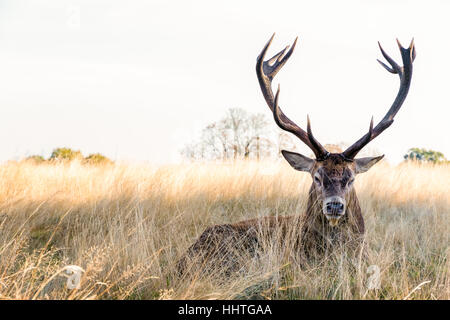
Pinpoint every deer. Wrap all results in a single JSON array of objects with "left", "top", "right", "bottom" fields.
[{"left": 177, "top": 34, "right": 415, "bottom": 275}]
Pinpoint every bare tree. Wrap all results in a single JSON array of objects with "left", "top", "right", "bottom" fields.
[
  {"left": 181, "top": 108, "right": 275, "bottom": 160},
  {"left": 275, "top": 130, "right": 297, "bottom": 157}
]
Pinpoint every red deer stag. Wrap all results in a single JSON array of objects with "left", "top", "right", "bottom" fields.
[{"left": 177, "top": 34, "right": 415, "bottom": 275}]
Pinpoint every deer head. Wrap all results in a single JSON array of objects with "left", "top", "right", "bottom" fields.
[{"left": 256, "top": 34, "right": 415, "bottom": 226}]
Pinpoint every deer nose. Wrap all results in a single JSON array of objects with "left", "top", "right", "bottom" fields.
[
  {"left": 325, "top": 201, "right": 345, "bottom": 215},
  {"left": 323, "top": 197, "right": 346, "bottom": 226}
]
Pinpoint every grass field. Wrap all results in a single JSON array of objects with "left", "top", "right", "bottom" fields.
[{"left": 0, "top": 159, "right": 448, "bottom": 300}]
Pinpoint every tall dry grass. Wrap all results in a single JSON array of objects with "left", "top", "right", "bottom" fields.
[{"left": 0, "top": 159, "right": 448, "bottom": 299}]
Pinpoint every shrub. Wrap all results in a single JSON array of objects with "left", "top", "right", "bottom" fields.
[
  {"left": 84, "top": 153, "right": 113, "bottom": 165},
  {"left": 403, "top": 148, "right": 446, "bottom": 163},
  {"left": 49, "top": 148, "right": 83, "bottom": 161},
  {"left": 24, "top": 155, "right": 46, "bottom": 163}
]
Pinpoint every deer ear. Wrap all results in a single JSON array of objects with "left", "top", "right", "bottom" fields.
[
  {"left": 281, "top": 150, "right": 315, "bottom": 172},
  {"left": 354, "top": 155, "right": 384, "bottom": 174}
]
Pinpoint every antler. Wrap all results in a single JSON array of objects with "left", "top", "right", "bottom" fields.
[
  {"left": 343, "top": 39, "right": 416, "bottom": 159},
  {"left": 256, "top": 34, "right": 329, "bottom": 160}
]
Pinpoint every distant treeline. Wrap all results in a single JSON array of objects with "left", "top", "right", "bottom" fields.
[
  {"left": 25, "top": 147, "right": 113, "bottom": 165},
  {"left": 403, "top": 148, "right": 447, "bottom": 163},
  {"left": 181, "top": 108, "right": 447, "bottom": 163}
]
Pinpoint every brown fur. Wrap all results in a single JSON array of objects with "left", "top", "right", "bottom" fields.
[{"left": 177, "top": 155, "right": 366, "bottom": 275}]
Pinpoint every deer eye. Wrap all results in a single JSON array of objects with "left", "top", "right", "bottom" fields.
[
  {"left": 314, "top": 175, "right": 321, "bottom": 184},
  {"left": 348, "top": 178, "right": 355, "bottom": 186}
]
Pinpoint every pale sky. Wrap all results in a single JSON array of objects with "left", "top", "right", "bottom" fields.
[{"left": 0, "top": 0, "right": 448, "bottom": 164}]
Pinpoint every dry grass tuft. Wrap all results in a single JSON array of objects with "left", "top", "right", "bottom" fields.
[{"left": 0, "top": 159, "right": 448, "bottom": 299}]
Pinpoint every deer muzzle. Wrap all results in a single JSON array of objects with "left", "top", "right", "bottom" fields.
[{"left": 323, "top": 196, "right": 346, "bottom": 227}]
